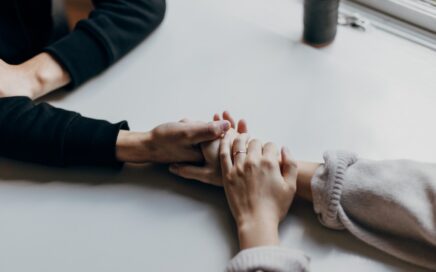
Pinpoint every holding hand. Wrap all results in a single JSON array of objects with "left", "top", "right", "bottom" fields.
[
  {"left": 220, "top": 134, "right": 298, "bottom": 249},
  {"left": 169, "top": 111, "right": 247, "bottom": 186},
  {"left": 116, "top": 118, "right": 231, "bottom": 164}
]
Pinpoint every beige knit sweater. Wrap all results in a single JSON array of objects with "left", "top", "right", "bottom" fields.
[{"left": 226, "top": 151, "right": 436, "bottom": 271}]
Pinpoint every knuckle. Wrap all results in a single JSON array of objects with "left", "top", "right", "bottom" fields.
[
  {"left": 265, "top": 141, "right": 274, "bottom": 147},
  {"left": 224, "top": 173, "right": 233, "bottom": 181},
  {"left": 227, "top": 179, "right": 237, "bottom": 186},
  {"left": 244, "top": 159, "right": 256, "bottom": 170},
  {"left": 248, "top": 138, "right": 261, "bottom": 148},
  {"left": 233, "top": 136, "right": 242, "bottom": 145},
  {"left": 286, "top": 182, "right": 297, "bottom": 195},
  {"left": 181, "top": 129, "right": 192, "bottom": 139},
  {"left": 207, "top": 123, "right": 215, "bottom": 135},
  {"left": 235, "top": 166, "right": 245, "bottom": 176},
  {"left": 220, "top": 151, "right": 229, "bottom": 160},
  {"left": 260, "top": 158, "right": 275, "bottom": 169}
]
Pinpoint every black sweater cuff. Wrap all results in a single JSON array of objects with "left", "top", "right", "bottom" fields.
[
  {"left": 44, "top": 27, "right": 108, "bottom": 88},
  {"left": 64, "top": 116, "right": 129, "bottom": 167}
]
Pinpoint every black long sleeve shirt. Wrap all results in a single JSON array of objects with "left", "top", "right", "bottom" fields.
[
  {"left": 0, "top": 0, "right": 165, "bottom": 166},
  {"left": 0, "top": 97, "right": 128, "bottom": 166}
]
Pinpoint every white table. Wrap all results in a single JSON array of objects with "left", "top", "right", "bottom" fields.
[{"left": 1, "top": 0, "right": 435, "bottom": 271}]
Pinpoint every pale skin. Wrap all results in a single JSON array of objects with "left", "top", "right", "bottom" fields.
[
  {"left": 169, "top": 111, "right": 249, "bottom": 186},
  {"left": 170, "top": 112, "right": 321, "bottom": 249},
  {"left": 0, "top": 53, "right": 71, "bottom": 99},
  {"left": 170, "top": 112, "right": 319, "bottom": 202},
  {"left": 115, "top": 119, "right": 232, "bottom": 164},
  {"left": 221, "top": 135, "right": 298, "bottom": 249}
]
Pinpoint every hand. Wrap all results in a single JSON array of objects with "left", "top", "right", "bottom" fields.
[
  {"left": 0, "top": 53, "right": 70, "bottom": 99},
  {"left": 169, "top": 111, "right": 247, "bottom": 186},
  {"left": 220, "top": 134, "right": 298, "bottom": 249},
  {"left": 115, "top": 119, "right": 231, "bottom": 164}
]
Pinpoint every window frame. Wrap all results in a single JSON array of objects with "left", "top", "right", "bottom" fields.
[{"left": 350, "top": 0, "right": 436, "bottom": 33}]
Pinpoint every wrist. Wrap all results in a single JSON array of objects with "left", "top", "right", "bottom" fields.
[
  {"left": 21, "top": 53, "right": 70, "bottom": 99},
  {"left": 237, "top": 219, "right": 280, "bottom": 250},
  {"left": 13, "top": 63, "right": 42, "bottom": 99},
  {"left": 295, "top": 161, "right": 320, "bottom": 202},
  {"left": 115, "top": 130, "right": 152, "bottom": 163}
]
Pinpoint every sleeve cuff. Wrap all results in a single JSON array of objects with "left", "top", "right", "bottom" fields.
[
  {"left": 63, "top": 115, "right": 129, "bottom": 167},
  {"left": 44, "top": 27, "right": 109, "bottom": 88},
  {"left": 226, "top": 246, "right": 310, "bottom": 272},
  {"left": 311, "top": 151, "right": 357, "bottom": 230}
]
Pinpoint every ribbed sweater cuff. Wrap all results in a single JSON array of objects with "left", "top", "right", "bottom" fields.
[
  {"left": 44, "top": 27, "right": 109, "bottom": 88},
  {"left": 63, "top": 115, "right": 129, "bottom": 167},
  {"left": 311, "top": 151, "right": 357, "bottom": 230},
  {"left": 226, "top": 246, "right": 310, "bottom": 272}
]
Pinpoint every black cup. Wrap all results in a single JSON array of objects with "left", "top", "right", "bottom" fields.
[{"left": 303, "top": 0, "right": 339, "bottom": 47}]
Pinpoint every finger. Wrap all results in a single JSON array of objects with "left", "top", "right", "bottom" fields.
[
  {"left": 281, "top": 147, "right": 298, "bottom": 185},
  {"left": 237, "top": 119, "right": 248, "bottom": 133},
  {"left": 220, "top": 132, "right": 233, "bottom": 175},
  {"left": 262, "top": 142, "right": 279, "bottom": 160},
  {"left": 223, "top": 111, "right": 236, "bottom": 128},
  {"left": 232, "top": 133, "right": 250, "bottom": 169},
  {"left": 213, "top": 113, "right": 221, "bottom": 121},
  {"left": 169, "top": 164, "right": 209, "bottom": 182},
  {"left": 189, "top": 120, "right": 231, "bottom": 144},
  {"left": 178, "top": 146, "right": 204, "bottom": 163},
  {"left": 179, "top": 118, "right": 191, "bottom": 123},
  {"left": 247, "top": 139, "right": 262, "bottom": 160}
]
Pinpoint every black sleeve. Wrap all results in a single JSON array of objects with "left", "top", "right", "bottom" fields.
[
  {"left": 0, "top": 96, "right": 129, "bottom": 166},
  {"left": 44, "top": 0, "right": 166, "bottom": 88}
]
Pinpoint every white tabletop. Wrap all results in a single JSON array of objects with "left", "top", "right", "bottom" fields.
[{"left": 1, "top": 0, "right": 435, "bottom": 271}]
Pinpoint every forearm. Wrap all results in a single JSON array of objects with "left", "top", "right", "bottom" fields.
[
  {"left": 115, "top": 130, "right": 152, "bottom": 163},
  {"left": 23, "top": 53, "right": 71, "bottom": 99},
  {"left": 295, "top": 161, "right": 320, "bottom": 202},
  {"left": 237, "top": 220, "right": 280, "bottom": 250}
]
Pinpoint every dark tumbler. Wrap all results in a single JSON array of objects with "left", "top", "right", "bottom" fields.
[{"left": 303, "top": 0, "right": 339, "bottom": 47}]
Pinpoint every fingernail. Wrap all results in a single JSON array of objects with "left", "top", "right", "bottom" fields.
[{"left": 220, "top": 121, "right": 230, "bottom": 131}]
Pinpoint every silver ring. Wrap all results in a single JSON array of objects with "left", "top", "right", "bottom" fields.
[{"left": 233, "top": 150, "right": 247, "bottom": 157}]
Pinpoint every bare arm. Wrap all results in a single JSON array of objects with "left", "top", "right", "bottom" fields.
[
  {"left": 0, "top": 53, "right": 70, "bottom": 99},
  {"left": 294, "top": 161, "right": 320, "bottom": 202}
]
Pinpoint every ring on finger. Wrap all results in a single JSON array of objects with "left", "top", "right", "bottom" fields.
[{"left": 233, "top": 150, "right": 247, "bottom": 157}]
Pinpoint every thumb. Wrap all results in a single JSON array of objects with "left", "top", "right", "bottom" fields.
[
  {"left": 189, "top": 120, "right": 230, "bottom": 144},
  {"left": 169, "top": 163, "right": 210, "bottom": 183},
  {"left": 281, "top": 147, "right": 298, "bottom": 186}
]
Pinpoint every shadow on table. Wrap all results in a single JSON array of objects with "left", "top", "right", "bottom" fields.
[
  {"left": 0, "top": 158, "right": 431, "bottom": 271},
  {"left": 0, "top": 157, "right": 239, "bottom": 255}
]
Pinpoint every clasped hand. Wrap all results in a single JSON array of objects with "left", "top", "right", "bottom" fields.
[{"left": 169, "top": 112, "right": 298, "bottom": 250}]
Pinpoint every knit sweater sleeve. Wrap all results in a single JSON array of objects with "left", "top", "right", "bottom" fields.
[
  {"left": 226, "top": 246, "right": 310, "bottom": 272},
  {"left": 311, "top": 151, "right": 436, "bottom": 270}
]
